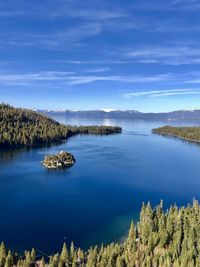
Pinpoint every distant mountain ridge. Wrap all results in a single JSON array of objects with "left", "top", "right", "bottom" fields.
[{"left": 38, "top": 108, "right": 200, "bottom": 121}]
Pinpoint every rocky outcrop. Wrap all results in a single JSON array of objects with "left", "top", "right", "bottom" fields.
[{"left": 42, "top": 150, "right": 76, "bottom": 169}]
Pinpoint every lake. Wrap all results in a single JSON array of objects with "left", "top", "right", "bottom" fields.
[{"left": 1, "top": 116, "right": 200, "bottom": 254}]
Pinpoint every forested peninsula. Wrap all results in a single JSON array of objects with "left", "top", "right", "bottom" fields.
[
  {"left": 152, "top": 125, "right": 200, "bottom": 143},
  {"left": 1, "top": 200, "right": 200, "bottom": 267},
  {"left": 0, "top": 104, "right": 122, "bottom": 148}
]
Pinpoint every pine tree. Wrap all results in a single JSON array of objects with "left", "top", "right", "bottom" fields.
[
  {"left": 41, "top": 256, "right": 45, "bottom": 267},
  {"left": 30, "top": 248, "right": 36, "bottom": 261},
  {"left": 4, "top": 250, "right": 13, "bottom": 267},
  {"left": 60, "top": 243, "right": 69, "bottom": 266},
  {"left": 25, "top": 251, "right": 32, "bottom": 267},
  {"left": 0, "top": 242, "right": 6, "bottom": 267},
  {"left": 116, "top": 255, "right": 125, "bottom": 267},
  {"left": 128, "top": 221, "right": 136, "bottom": 248},
  {"left": 70, "top": 242, "right": 75, "bottom": 260}
]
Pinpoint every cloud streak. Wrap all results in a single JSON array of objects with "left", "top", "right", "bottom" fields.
[
  {"left": 0, "top": 22, "right": 103, "bottom": 49},
  {"left": 0, "top": 1, "right": 128, "bottom": 20},
  {"left": 133, "top": 0, "right": 200, "bottom": 11},
  {"left": 0, "top": 71, "right": 171, "bottom": 87},
  {"left": 126, "top": 46, "right": 200, "bottom": 65},
  {"left": 0, "top": 0, "right": 199, "bottom": 54},
  {"left": 124, "top": 88, "right": 200, "bottom": 98}
]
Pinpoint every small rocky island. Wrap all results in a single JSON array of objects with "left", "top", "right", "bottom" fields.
[{"left": 42, "top": 150, "right": 76, "bottom": 169}]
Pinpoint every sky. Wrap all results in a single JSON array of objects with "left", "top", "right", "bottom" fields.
[{"left": 1, "top": 0, "right": 200, "bottom": 112}]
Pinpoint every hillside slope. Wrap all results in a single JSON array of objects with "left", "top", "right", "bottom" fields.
[{"left": 0, "top": 104, "right": 121, "bottom": 148}]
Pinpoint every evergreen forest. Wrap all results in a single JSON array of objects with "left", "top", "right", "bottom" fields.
[
  {"left": 0, "top": 104, "right": 122, "bottom": 148},
  {"left": 1, "top": 200, "right": 200, "bottom": 267}
]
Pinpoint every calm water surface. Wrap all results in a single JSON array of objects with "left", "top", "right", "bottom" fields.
[{"left": 1, "top": 117, "right": 200, "bottom": 253}]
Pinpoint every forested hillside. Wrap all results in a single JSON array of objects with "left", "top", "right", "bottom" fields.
[
  {"left": 152, "top": 125, "right": 200, "bottom": 143},
  {"left": 0, "top": 104, "right": 122, "bottom": 148},
  {"left": 1, "top": 200, "right": 200, "bottom": 266}
]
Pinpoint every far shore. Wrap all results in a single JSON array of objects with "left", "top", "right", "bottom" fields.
[{"left": 152, "top": 130, "right": 200, "bottom": 144}]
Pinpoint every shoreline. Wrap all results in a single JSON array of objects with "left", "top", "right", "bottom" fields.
[
  {"left": 0, "top": 129, "right": 122, "bottom": 150},
  {"left": 152, "top": 130, "right": 200, "bottom": 144}
]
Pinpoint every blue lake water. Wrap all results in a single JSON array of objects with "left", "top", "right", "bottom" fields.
[{"left": 1, "top": 117, "right": 200, "bottom": 254}]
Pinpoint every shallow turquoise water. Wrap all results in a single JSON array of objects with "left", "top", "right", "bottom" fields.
[{"left": 1, "top": 117, "right": 200, "bottom": 253}]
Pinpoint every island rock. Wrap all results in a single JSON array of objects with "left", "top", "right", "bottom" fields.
[{"left": 42, "top": 150, "right": 76, "bottom": 169}]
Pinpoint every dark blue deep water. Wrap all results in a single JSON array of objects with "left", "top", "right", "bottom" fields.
[{"left": 1, "top": 117, "right": 200, "bottom": 254}]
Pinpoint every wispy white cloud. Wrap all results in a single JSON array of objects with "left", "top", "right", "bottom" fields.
[
  {"left": 51, "top": 60, "right": 128, "bottom": 65},
  {"left": 84, "top": 67, "right": 110, "bottom": 73},
  {"left": 1, "top": 67, "right": 200, "bottom": 89},
  {"left": 0, "top": 22, "right": 103, "bottom": 49},
  {"left": 51, "top": 8, "right": 128, "bottom": 20},
  {"left": 170, "top": 0, "right": 200, "bottom": 10},
  {"left": 1, "top": 0, "right": 200, "bottom": 21},
  {"left": 66, "top": 74, "right": 170, "bottom": 85},
  {"left": 0, "top": 71, "right": 171, "bottom": 87},
  {"left": 0, "top": 1, "right": 128, "bottom": 20},
  {"left": 0, "top": 10, "right": 29, "bottom": 17},
  {"left": 0, "top": 71, "right": 74, "bottom": 86},
  {"left": 126, "top": 46, "right": 200, "bottom": 65},
  {"left": 133, "top": 0, "right": 200, "bottom": 11},
  {"left": 0, "top": 0, "right": 198, "bottom": 54},
  {"left": 184, "top": 79, "right": 200, "bottom": 84},
  {"left": 123, "top": 88, "right": 200, "bottom": 98}
]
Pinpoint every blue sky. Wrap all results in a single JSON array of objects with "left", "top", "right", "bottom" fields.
[{"left": 1, "top": 0, "right": 200, "bottom": 111}]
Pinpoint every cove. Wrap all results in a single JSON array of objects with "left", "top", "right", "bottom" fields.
[{"left": 1, "top": 117, "right": 200, "bottom": 254}]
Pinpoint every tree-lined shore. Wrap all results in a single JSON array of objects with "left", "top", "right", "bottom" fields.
[
  {"left": 0, "top": 104, "right": 122, "bottom": 148},
  {"left": 152, "top": 125, "right": 200, "bottom": 143},
  {"left": 1, "top": 200, "right": 200, "bottom": 267}
]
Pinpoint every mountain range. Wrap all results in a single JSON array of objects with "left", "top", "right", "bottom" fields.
[{"left": 38, "top": 109, "right": 200, "bottom": 121}]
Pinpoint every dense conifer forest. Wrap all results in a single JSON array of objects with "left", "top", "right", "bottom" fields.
[
  {"left": 1, "top": 200, "right": 200, "bottom": 267},
  {"left": 152, "top": 126, "right": 200, "bottom": 143},
  {"left": 0, "top": 104, "right": 122, "bottom": 148}
]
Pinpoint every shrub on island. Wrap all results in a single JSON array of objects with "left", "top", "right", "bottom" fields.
[{"left": 42, "top": 150, "right": 75, "bottom": 169}]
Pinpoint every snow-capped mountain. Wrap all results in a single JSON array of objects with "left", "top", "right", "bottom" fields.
[{"left": 37, "top": 108, "right": 200, "bottom": 121}]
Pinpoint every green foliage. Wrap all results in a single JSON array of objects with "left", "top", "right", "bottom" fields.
[
  {"left": 0, "top": 242, "right": 6, "bottom": 267},
  {"left": 42, "top": 151, "right": 75, "bottom": 169},
  {"left": 152, "top": 125, "right": 200, "bottom": 143},
  {"left": 0, "top": 103, "right": 122, "bottom": 148},
  {"left": 60, "top": 243, "right": 69, "bottom": 266},
  {"left": 4, "top": 251, "right": 13, "bottom": 267},
  {"left": 2, "top": 200, "right": 200, "bottom": 266}
]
